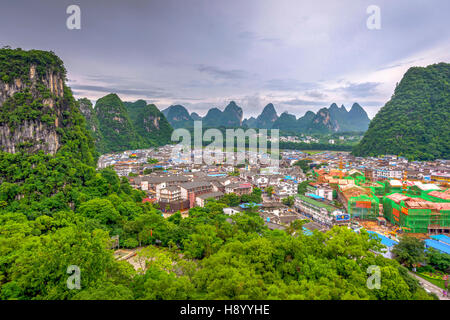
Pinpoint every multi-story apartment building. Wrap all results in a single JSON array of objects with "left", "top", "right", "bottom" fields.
[
  {"left": 225, "top": 182, "right": 253, "bottom": 195},
  {"left": 180, "top": 181, "right": 214, "bottom": 208}
]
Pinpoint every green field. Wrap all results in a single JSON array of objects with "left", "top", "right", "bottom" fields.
[
  {"left": 301, "top": 150, "right": 324, "bottom": 155},
  {"left": 417, "top": 273, "right": 447, "bottom": 290}
]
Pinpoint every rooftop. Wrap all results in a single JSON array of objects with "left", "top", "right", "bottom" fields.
[
  {"left": 424, "top": 239, "right": 450, "bottom": 255},
  {"left": 430, "top": 234, "right": 450, "bottom": 245},
  {"left": 180, "top": 181, "right": 212, "bottom": 190},
  {"left": 296, "top": 194, "right": 337, "bottom": 213},
  {"left": 196, "top": 191, "right": 224, "bottom": 199},
  {"left": 366, "top": 231, "right": 398, "bottom": 247}
]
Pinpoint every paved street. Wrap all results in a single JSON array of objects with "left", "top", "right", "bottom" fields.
[{"left": 408, "top": 271, "right": 449, "bottom": 300}]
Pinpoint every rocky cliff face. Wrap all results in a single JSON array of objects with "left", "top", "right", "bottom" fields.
[
  {"left": 0, "top": 63, "right": 66, "bottom": 155},
  {"left": 0, "top": 119, "right": 60, "bottom": 154},
  {"left": 310, "top": 108, "right": 339, "bottom": 132}
]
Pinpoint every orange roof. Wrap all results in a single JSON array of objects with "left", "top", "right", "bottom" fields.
[
  {"left": 386, "top": 193, "right": 410, "bottom": 204},
  {"left": 428, "top": 189, "right": 450, "bottom": 200}
]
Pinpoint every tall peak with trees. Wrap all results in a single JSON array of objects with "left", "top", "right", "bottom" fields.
[{"left": 353, "top": 63, "right": 450, "bottom": 160}]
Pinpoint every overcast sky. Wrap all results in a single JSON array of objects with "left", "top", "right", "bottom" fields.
[{"left": 1, "top": 0, "right": 449, "bottom": 119}]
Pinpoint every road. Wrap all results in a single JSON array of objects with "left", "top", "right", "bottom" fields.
[{"left": 408, "top": 271, "right": 449, "bottom": 300}]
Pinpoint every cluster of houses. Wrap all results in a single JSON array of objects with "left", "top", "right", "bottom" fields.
[
  {"left": 99, "top": 145, "right": 450, "bottom": 240},
  {"left": 307, "top": 152, "right": 450, "bottom": 183},
  {"left": 111, "top": 145, "right": 308, "bottom": 216}
]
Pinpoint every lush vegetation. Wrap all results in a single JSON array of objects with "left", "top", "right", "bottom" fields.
[
  {"left": 89, "top": 95, "right": 173, "bottom": 154},
  {"left": 0, "top": 195, "right": 435, "bottom": 299},
  {"left": 353, "top": 63, "right": 450, "bottom": 160},
  {"left": 161, "top": 104, "right": 195, "bottom": 129},
  {"left": 293, "top": 160, "right": 313, "bottom": 173},
  {"left": 0, "top": 47, "right": 66, "bottom": 84},
  {"left": 94, "top": 94, "right": 144, "bottom": 153},
  {"left": 279, "top": 141, "right": 353, "bottom": 152},
  {"left": 77, "top": 98, "right": 105, "bottom": 155},
  {"left": 124, "top": 100, "right": 173, "bottom": 147},
  {"left": 0, "top": 48, "right": 437, "bottom": 300},
  {"left": 391, "top": 236, "right": 450, "bottom": 294}
]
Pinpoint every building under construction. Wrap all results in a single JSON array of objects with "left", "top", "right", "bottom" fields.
[
  {"left": 337, "top": 184, "right": 380, "bottom": 220},
  {"left": 383, "top": 189, "right": 450, "bottom": 234}
]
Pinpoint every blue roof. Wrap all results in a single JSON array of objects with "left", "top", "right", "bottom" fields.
[
  {"left": 305, "top": 193, "right": 325, "bottom": 200},
  {"left": 367, "top": 231, "right": 398, "bottom": 247},
  {"left": 425, "top": 239, "right": 450, "bottom": 255},
  {"left": 430, "top": 235, "right": 450, "bottom": 245},
  {"left": 239, "top": 202, "right": 262, "bottom": 208},
  {"left": 303, "top": 227, "right": 313, "bottom": 236}
]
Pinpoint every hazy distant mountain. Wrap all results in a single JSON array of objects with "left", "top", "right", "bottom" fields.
[
  {"left": 296, "top": 111, "right": 316, "bottom": 131},
  {"left": 222, "top": 101, "right": 244, "bottom": 127},
  {"left": 272, "top": 112, "right": 297, "bottom": 131},
  {"left": 159, "top": 100, "right": 370, "bottom": 133},
  {"left": 244, "top": 102, "right": 370, "bottom": 133},
  {"left": 203, "top": 101, "right": 243, "bottom": 127},
  {"left": 190, "top": 112, "right": 202, "bottom": 121},
  {"left": 347, "top": 103, "right": 371, "bottom": 131},
  {"left": 162, "top": 105, "right": 194, "bottom": 128},
  {"left": 203, "top": 107, "right": 223, "bottom": 127},
  {"left": 256, "top": 103, "right": 278, "bottom": 128}
]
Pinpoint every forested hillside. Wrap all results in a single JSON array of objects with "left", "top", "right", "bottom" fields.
[
  {"left": 124, "top": 100, "right": 173, "bottom": 147},
  {"left": 353, "top": 63, "right": 450, "bottom": 160},
  {"left": 81, "top": 94, "right": 173, "bottom": 154},
  {"left": 0, "top": 48, "right": 434, "bottom": 300}
]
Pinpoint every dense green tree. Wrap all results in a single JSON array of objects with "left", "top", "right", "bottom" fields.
[
  {"left": 392, "top": 237, "right": 426, "bottom": 267},
  {"left": 426, "top": 248, "right": 450, "bottom": 273}
]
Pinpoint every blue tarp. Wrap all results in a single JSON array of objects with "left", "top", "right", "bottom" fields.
[
  {"left": 305, "top": 193, "right": 325, "bottom": 200},
  {"left": 367, "top": 231, "right": 398, "bottom": 247},
  {"left": 239, "top": 202, "right": 262, "bottom": 209},
  {"left": 430, "top": 234, "right": 450, "bottom": 245},
  {"left": 303, "top": 227, "right": 313, "bottom": 236},
  {"left": 425, "top": 239, "right": 450, "bottom": 255}
]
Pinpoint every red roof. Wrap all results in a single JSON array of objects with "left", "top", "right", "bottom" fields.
[{"left": 142, "top": 198, "right": 156, "bottom": 203}]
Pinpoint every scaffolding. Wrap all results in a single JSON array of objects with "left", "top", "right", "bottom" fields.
[
  {"left": 348, "top": 194, "right": 380, "bottom": 220},
  {"left": 383, "top": 193, "right": 450, "bottom": 234}
]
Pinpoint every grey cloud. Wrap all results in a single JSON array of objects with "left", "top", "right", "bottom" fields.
[
  {"left": 1, "top": 0, "right": 448, "bottom": 118},
  {"left": 264, "top": 79, "right": 319, "bottom": 92},
  {"left": 281, "top": 99, "right": 329, "bottom": 106},
  {"left": 336, "top": 82, "right": 381, "bottom": 98},
  {"left": 304, "top": 90, "right": 328, "bottom": 99},
  {"left": 70, "top": 84, "right": 171, "bottom": 99},
  {"left": 196, "top": 65, "right": 249, "bottom": 80}
]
